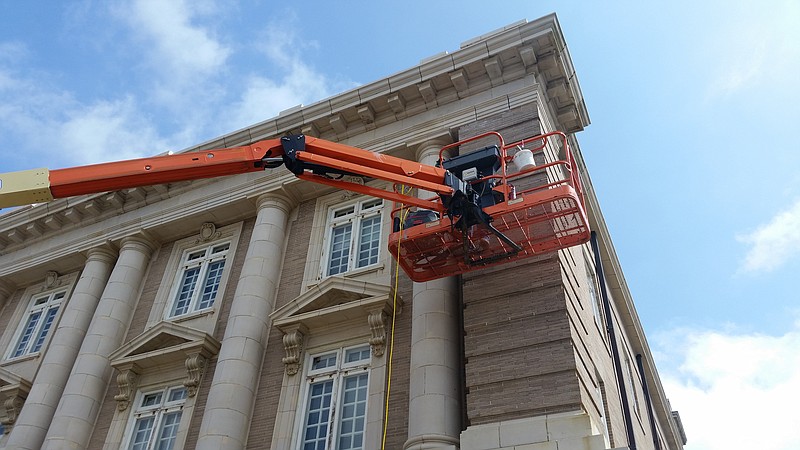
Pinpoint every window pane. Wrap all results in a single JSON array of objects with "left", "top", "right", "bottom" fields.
[
  {"left": 129, "top": 416, "right": 155, "bottom": 450},
  {"left": 186, "top": 250, "right": 206, "bottom": 261},
  {"left": 197, "top": 259, "right": 226, "bottom": 310},
  {"left": 338, "top": 373, "right": 369, "bottom": 450},
  {"left": 327, "top": 223, "right": 352, "bottom": 276},
  {"left": 311, "top": 353, "right": 337, "bottom": 371},
  {"left": 141, "top": 392, "right": 163, "bottom": 408},
  {"left": 361, "top": 199, "right": 382, "bottom": 211},
  {"left": 30, "top": 305, "right": 59, "bottom": 353},
  {"left": 344, "top": 346, "right": 370, "bottom": 364},
  {"left": 171, "top": 267, "right": 200, "bottom": 316},
  {"left": 211, "top": 243, "right": 230, "bottom": 254},
  {"left": 333, "top": 206, "right": 355, "bottom": 218},
  {"left": 12, "top": 310, "right": 42, "bottom": 357},
  {"left": 356, "top": 216, "right": 381, "bottom": 268},
  {"left": 155, "top": 411, "right": 182, "bottom": 450},
  {"left": 303, "top": 380, "right": 334, "bottom": 450},
  {"left": 168, "top": 387, "right": 188, "bottom": 403}
]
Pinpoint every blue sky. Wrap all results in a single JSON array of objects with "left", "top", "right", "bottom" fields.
[{"left": 1, "top": 1, "right": 799, "bottom": 449}]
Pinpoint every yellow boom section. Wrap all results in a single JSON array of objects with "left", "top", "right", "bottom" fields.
[{"left": 0, "top": 168, "right": 54, "bottom": 209}]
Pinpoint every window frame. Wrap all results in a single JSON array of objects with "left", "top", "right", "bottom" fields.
[
  {"left": 148, "top": 222, "right": 243, "bottom": 332},
  {"left": 4, "top": 288, "right": 68, "bottom": 361},
  {"left": 295, "top": 344, "right": 373, "bottom": 450},
  {"left": 321, "top": 198, "right": 384, "bottom": 279},
  {"left": 165, "top": 241, "right": 232, "bottom": 320},
  {"left": 122, "top": 385, "right": 189, "bottom": 450}
]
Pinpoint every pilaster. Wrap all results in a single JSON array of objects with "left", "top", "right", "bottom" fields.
[
  {"left": 405, "top": 139, "right": 463, "bottom": 450},
  {"left": 195, "top": 190, "right": 297, "bottom": 450},
  {"left": 41, "top": 234, "right": 156, "bottom": 450},
  {"left": 6, "top": 245, "right": 117, "bottom": 450}
]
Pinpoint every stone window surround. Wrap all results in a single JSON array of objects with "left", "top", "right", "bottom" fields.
[
  {"left": 0, "top": 271, "right": 78, "bottom": 365},
  {"left": 105, "top": 321, "right": 221, "bottom": 450},
  {"left": 269, "top": 277, "right": 400, "bottom": 450},
  {"left": 300, "top": 182, "right": 393, "bottom": 292},
  {"left": 146, "top": 221, "right": 244, "bottom": 333},
  {"left": 323, "top": 197, "right": 384, "bottom": 277},
  {"left": 120, "top": 384, "right": 189, "bottom": 450},
  {"left": 297, "top": 344, "right": 373, "bottom": 450}
]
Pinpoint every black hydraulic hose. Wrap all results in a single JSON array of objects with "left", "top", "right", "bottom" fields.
[
  {"left": 636, "top": 354, "right": 662, "bottom": 450},
  {"left": 590, "top": 231, "right": 637, "bottom": 450}
]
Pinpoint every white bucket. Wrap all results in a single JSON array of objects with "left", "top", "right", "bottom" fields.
[{"left": 512, "top": 149, "right": 536, "bottom": 172}]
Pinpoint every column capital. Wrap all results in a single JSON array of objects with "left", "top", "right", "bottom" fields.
[
  {"left": 256, "top": 189, "right": 298, "bottom": 214},
  {"left": 415, "top": 135, "right": 453, "bottom": 163},
  {"left": 84, "top": 244, "right": 118, "bottom": 265},
  {"left": 119, "top": 231, "right": 159, "bottom": 256}
]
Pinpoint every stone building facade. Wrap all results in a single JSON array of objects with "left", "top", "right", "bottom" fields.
[{"left": 0, "top": 15, "right": 686, "bottom": 450}]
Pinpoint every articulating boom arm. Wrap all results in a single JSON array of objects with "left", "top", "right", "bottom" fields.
[
  {"left": 0, "top": 135, "right": 451, "bottom": 212},
  {"left": 0, "top": 131, "right": 590, "bottom": 282}
]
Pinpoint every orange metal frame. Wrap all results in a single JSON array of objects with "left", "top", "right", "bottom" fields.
[{"left": 387, "top": 131, "right": 589, "bottom": 281}]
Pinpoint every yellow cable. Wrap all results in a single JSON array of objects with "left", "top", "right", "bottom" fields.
[{"left": 381, "top": 187, "right": 411, "bottom": 450}]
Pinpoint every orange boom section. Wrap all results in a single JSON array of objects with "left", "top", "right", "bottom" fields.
[{"left": 388, "top": 131, "right": 590, "bottom": 282}]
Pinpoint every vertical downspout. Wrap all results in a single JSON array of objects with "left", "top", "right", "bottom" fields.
[
  {"left": 591, "top": 231, "right": 637, "bottom": 450},
  {"left": 458, "top": 276, "right": 469, "bottom": 432},
  {"left": 636, "top": 354, "right": 662, "bottom": 450}
]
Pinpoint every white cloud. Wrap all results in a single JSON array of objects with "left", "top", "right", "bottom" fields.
[
  {"left": 0, "top": 49, "right": 171, "bottom": 169},
  {"left": 58, "top": 96, "right": 171, "bottom": 165},
  {"left": 122, "top": 0, "right": 230, "bottom": 80},
  {"left": 655, "top": 323, "right": 800, "bottom": 450},
  {"left": 0, "top": 4, "right": 352, "bottom": 172},
  {"left": 737, "top": 199, "right": 800, "bottom": 273},
  {"left": 222, "top": 25, "right": 343, "bottom": 132}
]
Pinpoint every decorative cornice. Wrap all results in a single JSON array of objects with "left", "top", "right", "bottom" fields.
[{"left": 110, "top": 322, "right": 221, "bottom": 400}]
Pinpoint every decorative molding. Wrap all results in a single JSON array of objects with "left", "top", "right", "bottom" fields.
[
  {"left": 0, "top": 377, "right": 31, "bottom": 432},
  {"left": 2, "top": 395, "right": 24, "bottom": 430},
  {"left": 368, "top": 309, "right": 388, "bottom": 357},
  {"left": 281, "top": 325, "right": 306, "bottom": 375},
  {"left": 184, "top": 353, "right": 207, "bottom": 397},
  {"left": 113, "top": 365, "right": 140, "bottom": 411},
  {"left": 195, "top": 222, "right": 220, "bottom": 243},
  {"left": 44, "top": 271, "right": 59, "bottom": 288}
]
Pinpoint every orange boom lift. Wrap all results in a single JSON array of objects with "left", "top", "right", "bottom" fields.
[{"left": 0, "top": 131, "right": 590, "bottom": 282}]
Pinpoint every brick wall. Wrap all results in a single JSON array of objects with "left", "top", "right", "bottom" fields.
[
  {"left": 459, "top": 106, "right": 583, "bottom": 426},
  {"left": 462, "top": 254, "right": 580, "bottom": 425}
]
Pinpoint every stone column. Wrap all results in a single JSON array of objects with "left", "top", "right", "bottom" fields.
[
  {"left": 42, "top": 235, "right": 156, "bottom": 450},
  {"left": 405, "top": 141, "right": 462, "bottom": 450},
  {"left": 7, "top": 246, "right": 117, "bottom": 450},
  {"left": 196, "top": 192, "right": 295, "bottom": 450}
]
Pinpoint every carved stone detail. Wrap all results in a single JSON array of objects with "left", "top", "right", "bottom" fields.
[
  {"left": 114, "top": 366, "right": 140, "bottom": 411},
  {"left": 1, "top": 394, "right": 25, "bottom": 431},
  {"left": 368, "top": 309, "right": 388, "bottom": 357},
  {"left": 196, "top": 222, "right": 220, "bottom": 243},
  {"left": 184, "top": 353, "right": 207, "bottom": 397},
  {"left": 44, "top": 271, "right": 59, "bottom": 288},
  {"left": 281, "top": 325, "right": 306, "bottom": 375}
]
